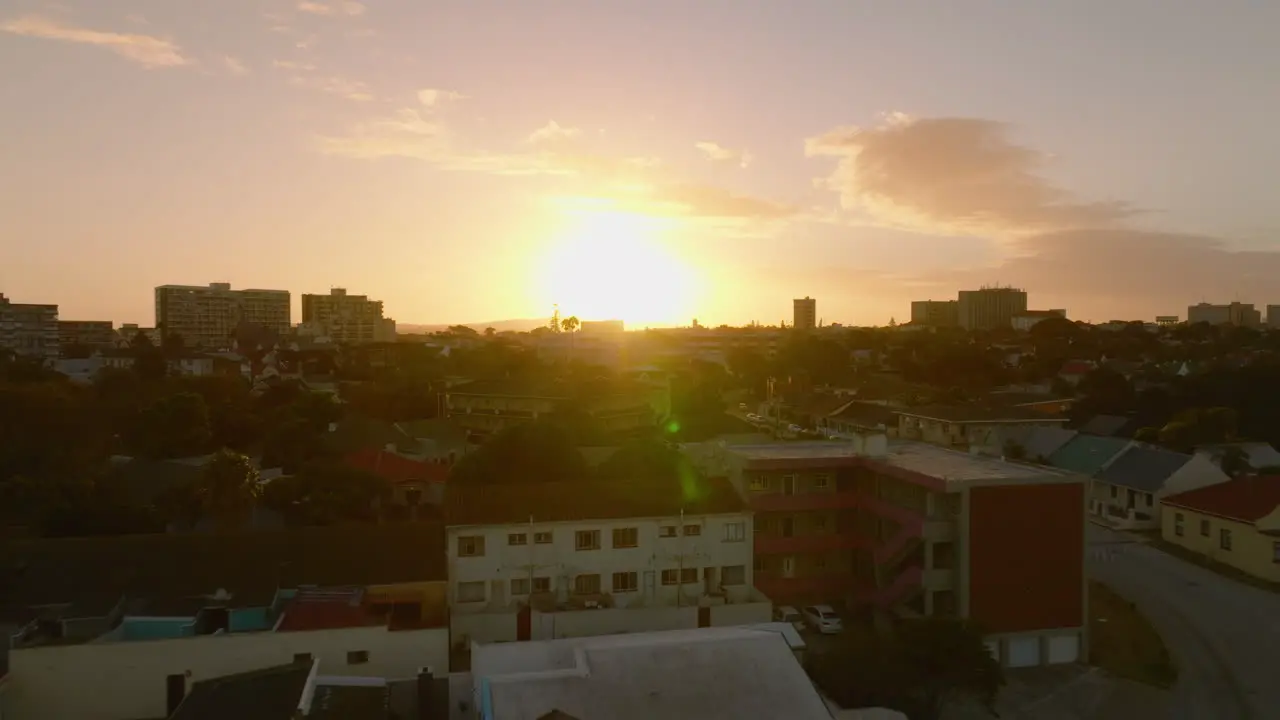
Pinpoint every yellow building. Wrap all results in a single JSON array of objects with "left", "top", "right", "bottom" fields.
[{"left": 1161, "top": 476, "right": 1280, "bottom": 582}]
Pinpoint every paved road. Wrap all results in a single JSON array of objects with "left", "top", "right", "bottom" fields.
[{"left": 1087, "top": 524, "right": 1280, "bottom": 719}]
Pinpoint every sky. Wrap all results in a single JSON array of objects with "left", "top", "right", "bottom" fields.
[{"left": 3, "top": 0, "right": 1279, "bottom": 329}]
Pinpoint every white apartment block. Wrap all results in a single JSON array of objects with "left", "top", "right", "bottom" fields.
[
  {"left": 155, "top": 283, "right": 290, "bottom": 350},
  {"left": 445, "top": 480, "right": 770, "bottom": 644},
  {"left": 300, "top": 288, "right": 396, "bottom": 345},
  {"left": 0, "top": 293, "right": 59, "bottom": 362}
]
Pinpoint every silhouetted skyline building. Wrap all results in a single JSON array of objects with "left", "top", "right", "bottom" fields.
[
  {"left": 957, "top": 287, "right": 1028, "bottom": 330},
  {"left": 792, "top": 297, "right": 816, "bottom": 331}
]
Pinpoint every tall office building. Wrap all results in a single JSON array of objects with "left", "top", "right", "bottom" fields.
[
  {"left": 957, "top": 287, "right": 1028, "bottom": 330},
  {"left": 300, "top": 288, "right": 396, "bottom": 345},
  {"left": 1187, "top": 302, "right": 1260, "bottom": 327},
  {"left": 155, "top": 283, "right": 291, "bottom": 349},
  {"left": 792, "top": 297, "right": 817, "bottom": 330},
  {"left": 910, "top": 300, "right": 959, "bottom": 327},
  {"left": 0, "top": 293, "right": 59, "bottom": 362}
]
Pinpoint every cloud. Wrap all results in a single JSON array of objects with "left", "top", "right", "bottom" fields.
[
  {"left": 296, "top": 1, "right": 365, "bottom": 17},
  {"left": 221, "top": 56, "right": 249, "bottom": 76},
  {"left": 417, "top": 88, "right": 464, "bottom": 107},
  {"left": 528, "top": 121, "right": 581, "bottom": 145},
  {"left": 695, "top": 141, "right": 752, "bottom": 168},
  {"left": 288, "top": 74, "right": 373, "bottom": 101},
  {"left": 272, "top": 59, "right": 316, "bottom": 71},
  {"left": 316, "top": 109, "right": 446, "bottom": 160},
  {"left": 806, "top": 113, "right": 1134, "bottom": 237},
  {"left": 0, "top": 15, "right": 188, "bottom": 68}
]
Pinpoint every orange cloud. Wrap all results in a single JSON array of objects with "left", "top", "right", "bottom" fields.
[
  {"left": 695, "top": 141, "right": 752, "bottom": 168},
  {"left": 806, "top": 114, "right": 1134, "bottom": 236},
  {"left": 527, "top": 121, "right": 581, "bottom": 145},
  {"left": 296, "top": 1, "right": 365, "bottom": 17},
  {"left": 1, "top": 15, "right": 187, "bottom": 68}
]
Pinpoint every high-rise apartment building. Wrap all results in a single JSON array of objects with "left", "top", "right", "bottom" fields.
[
  {"left": 910, "top": 300, "right": 959, "bottom": 327},
  {"left": 300, "top": 288, "right": 396, "bottom": 345},
  {"left": 1187, "top": 302, "right": 1261, "bottom": 327},
  {"left": 58, "top": 320, "right": 116, "bottom": 353},
  {"left": 792, "top": 297, "right": 817, "bottom": 331},
  {"left": 0, "top": 293, "right": 59, "bottom": 362},
  {"left": 155, "top": 283, "right": 291, "bottom": 349},
  {"left": 957, "top": 287, "right": 1028, "bottom": 330}
]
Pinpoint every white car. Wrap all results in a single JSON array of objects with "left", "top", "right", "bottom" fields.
[
  {"left": 803, "top": 604, "right": 843, "bottom": 634},
  {"left": 746, "top": 413, "right": 761, "bottom": 422},
  {"left": 787, "top": 424, "right": 803, "bottom": 433},
  {"left": 773, "top": 605, "right": 805, "bottom": 633}
]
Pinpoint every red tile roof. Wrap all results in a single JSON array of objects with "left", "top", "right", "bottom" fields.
[
  {"left": 445, "top": 476, "right": 746, "bottom": 526},
  {"left": 1162, "top": 476, "right": 1280, "bottom": 524},
  {"left": 345, "top": 449, "right": 447, "bottom": 485},
  {"left": 1059, "top": 361, "right": 1094, "bottom": 376}
]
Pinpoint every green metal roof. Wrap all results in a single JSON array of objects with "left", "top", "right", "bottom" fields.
[{"left": 1047, "top": 435, "right": 1130, "bottom": 476}]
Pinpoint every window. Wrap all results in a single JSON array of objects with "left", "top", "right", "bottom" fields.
[
  {"left": 612, "top": 571, "right": 638, "bottom": 592},
  {"left": 293, "top": 652, "right": 312, "bottom": 664},
  {"left": 1273, "top": 542, "right": 1280, "bottom": 564},
  {"left": 659, "top": 525, "right": 677, "bottom": 538},
  {"left": 1200, "top": 519, "right": 1211, "bottom": 537},
  {"left": 575, "top": 530, "right": 601, "bottom": 551},
  {"left": 681, "top": 568, "right": 698, "bottom": 584},
  {"left": 612, "top": 527, "right": 638, "bottom": 548},
  {"left": 721, "top": 565, "right": 746, "bottom": 585},
  {"left": 1174, "top": 513, "right": 1184, "bottom": 537},
  {"left": 457, "top": 581, "right": 485, "bottom": 603},
  {"left": 457, "top": 536, "right": 485, "bottom": 557},
  {"left": 533, "top": 576, "right": 551, "bottom": 593},
  {"left": 749, "top": 475, "right": 770, "bottom": 491},
  {"left": 813, "top": 474, "right": 831, "bottom": 489},
  {"left": 574, "top": 574, "right": 601, "bottom": 594},
  {"left": 346, "top": 650, "right": 369, "bottom": 665},
  {"left": 508, "top": 533, "right": 527, "bottom": 546},
  {"left": 723, "top": 522, "right": 745, "bottom": 542},
  {"left": 534, "top": 531, "right": 553, "bottom": 544},
  {"left": 683, "top": 524, "right": 701, "bottom": 537},
  {"left": 1220, "top": 528, "right": 1233, "bottom": 551},
  {"left": 1109, "top": 486, "right": 1117, "bottom": 499},
  {"left": 661, "top": 569, "right": 679, "bottom": 585},
  {"left": 511, "top": 578, "right": 530, "bottom": 596}
]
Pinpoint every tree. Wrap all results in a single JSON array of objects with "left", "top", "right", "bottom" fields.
[
  {"left": 261, "top": 461, "right": 389, "bottom": 525},
  {"left": 809, "top": 617, "right": 1003, "bottom": 720},
  {"left": 484, "top": 326, "right": 496, "bottom": 337},
  {"left": 595, "top": 437, "right": 699, "bottom": 485},
  {"left": 1214, "top": 445, "right": 1253, "bottom": 478},
  {"left": 449, "top": 420, "right": 589, "bottom": 485},
  {"left": 561, "top": 316, "right": 580, "bottom": 334},
  {"left": 190, "top": 449, "right": 261, "bottom": 529},
  {"left": 131, "top": 392, "right": 212, "bottom": 459}
]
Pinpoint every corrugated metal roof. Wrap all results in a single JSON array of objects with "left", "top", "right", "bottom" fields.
[
  {"left": 1095, "top": 446, "right": 1193, "bottom": 492},
  {"left": 1047, "top": 436, "right": 1130, "bottom": 476}
]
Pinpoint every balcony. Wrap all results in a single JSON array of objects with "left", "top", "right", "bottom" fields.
[
  {"left": 750, "top": 490, "right": 860, "bottom": 512},
  {"left": 754, "top": 532, "right": 866, "bottom": 555}
]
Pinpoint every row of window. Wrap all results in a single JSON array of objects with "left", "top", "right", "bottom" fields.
[
  {"left": 457, "top": 523, "right": 746, "bottom": 557},
  {"left": 456, "top": 565, "right": 749, "bottom": 602},
  {"left": 748, "top": 474, "right": 831, "bottom": 492},
  {"left": 1174, "top": 512, "right": 1280, "bottom": 561}
]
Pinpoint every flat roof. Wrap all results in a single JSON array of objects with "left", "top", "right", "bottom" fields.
[
  {"left": 729, "top": 441, "right": 1076, "bottom": 487},
  {"left": 472, "top": 627, "right": 831, "bottom": 720}
]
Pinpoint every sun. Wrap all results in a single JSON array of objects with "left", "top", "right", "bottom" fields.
[{"left": 538, "top": 208, "right": 698, "bottom": 328}]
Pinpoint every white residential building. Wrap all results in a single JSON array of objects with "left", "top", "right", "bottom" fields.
[
  {"left": 155, "top": 283, "right": 291, "bottom": 349},
  {"left": 445, "top": 479, "right": 770, "bottom": 644},
  {"left": 0, "top": 293, "right": 59, "bottom": 362},
  {"left": 300, "top": 288, "right": 396, "bottom": 345}
]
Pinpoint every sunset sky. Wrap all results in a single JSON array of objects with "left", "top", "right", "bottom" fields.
[{"left": 3, "top": 0, "right": 1279, "bottom": 328}]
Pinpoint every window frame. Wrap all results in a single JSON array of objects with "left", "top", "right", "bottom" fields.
[
  {"left": 456, "top": 581, "right": 486, "bottom": 603},
  {"left": 612, "top": 527, "right": 639, "bottom": 549},
  {"left": 346, "top": 650, "right": 370, "bottom": 665},
  {"left": 659, "top": 525, "right": 678, "bottom": 538},
  {"left": 1220, "top": 528, "right": 1233, "bottom": 551},
  {"left": 510, "top": 578, "right": 530, "bottom": 596},
  {"left": 573, "top": 573, "right": 601, "bottom": 595},
  {"left": 534, "top": 531, "right": 553, "bottom": 544},
  {"left": 508, "top": 533, "right": 527, "bottom": 546},
  {"left": 683, "top": 524, "right": 702, "bottom": 537},
  {"left": 723, "top": 522, "right": 745, "bottom": 542},
  {"left": 612, "top": 571, "right": 639, "bottom": 593},
  {"left": 575, "top": 529, "right": 601, "bottom": 551},
  {"left": 532, "top": 576, "right": 551, "bottom": 593},
  {"left": 457, "top": 536, "right": 485, "bottom": 557},
  {"left": 1173, "top": 512, "right": 1184, "bottom": 537},
  {"left": 721, "top": 565, "right": 746, "bottom": 586}
]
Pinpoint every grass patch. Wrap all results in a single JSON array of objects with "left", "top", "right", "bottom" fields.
[
  {"left": 1088, "top": 580, "right": 1177, "bottom": 688},
  {"left": 1147, "top": 537, "right": 1280, "bottom": 594}
]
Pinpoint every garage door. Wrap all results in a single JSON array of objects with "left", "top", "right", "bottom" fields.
[
  {"left": 1006, "top": 637, "right": 1041, "bottom": 668},
  {"left": 1047, "top": 634, "right": 1080, "bottom": 664}
]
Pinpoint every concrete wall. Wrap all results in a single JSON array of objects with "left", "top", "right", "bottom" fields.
[
  {"left": 447, "top": 512, "right": 755, "bottom": 610},
  {"left": 452, "top": 610, "right": 517, "bottom": 645},
  {"left": 1161, "top": 505, "right": 1280, "bottom": 583},
  {"left": 450, "top": 600, "right": 772, "bottom": 644},
  {"left": 4, "top": 626, "right": 448, "bottom": 720}
]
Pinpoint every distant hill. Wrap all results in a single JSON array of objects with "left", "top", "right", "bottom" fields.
[{"left": 396, "top": 318, "right": 549, "bottom": 334}]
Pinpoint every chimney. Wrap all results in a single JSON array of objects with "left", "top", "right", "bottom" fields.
[{"left": 417, "top": 667, "right": 436, "bottom": 719}]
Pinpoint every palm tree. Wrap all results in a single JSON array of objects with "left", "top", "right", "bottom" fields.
[{"left": 561, "top": 316, "right": 580, "bottom": 359}]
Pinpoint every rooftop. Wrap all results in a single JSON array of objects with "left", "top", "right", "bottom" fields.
[
  {"left": 276, "top": 587, "right": 383, "bottom": 632},
  {"left": 170, "top": 661, "right": 313, "bottom": 720},
  {"left": 345, "top": 448, "right": 447, "bottom": 484},
  {"left": 471, "top": 627, "right": 832, "bottom": 720},
  {"left": 1047, "top": 435, "right": 1131, "bottom": 476},
  {"left": 1095, "top": 445, "right": 1193, "bottom": 492},
  {"left": 445, "top": 475, "right": 745, "bottom": 527},
  {"left": 1162, "top": 476, "right": 1280, "bottom": 524},
  {"left": 896, "top": 405, "right": 1069, "bottom": 423}
]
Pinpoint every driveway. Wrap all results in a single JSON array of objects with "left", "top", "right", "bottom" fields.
[{"left": 1087, "top": 523, "right": 1280, "bottom": 719}]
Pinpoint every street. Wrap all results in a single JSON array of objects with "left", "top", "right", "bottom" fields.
[{"left": 1086, "top": 523, "right": 1280, "bottom": 719}]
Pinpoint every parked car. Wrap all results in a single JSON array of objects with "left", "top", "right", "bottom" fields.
[
  {"left": 802, "top": 604, "right": 843, "bottom": 634},
  {"left": 787, "top": 424, "right": 803, "bottom": 433},
  {"left": 746, "top": 413, "right": 761, "bottom": 422},
  {"left": 773, "top": 605, "right": 805, "bottom": 633}
]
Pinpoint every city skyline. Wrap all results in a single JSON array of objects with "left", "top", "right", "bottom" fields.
[{"left": 4, "top": 1, "right": 1280, "bottom": 327}]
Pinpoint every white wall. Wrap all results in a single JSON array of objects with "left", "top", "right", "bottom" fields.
[
  {"left": 4, "top": 626, "right": 448, "bottom": 720},
  {"left": 1161, "top": 454, "right": 1230, "bottom": 497},
  {"left": 446, "top": 512, "right": 755, "bottom": 611}
]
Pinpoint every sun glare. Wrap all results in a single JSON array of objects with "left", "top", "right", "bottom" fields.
[{"left": 538, "top": 209, "right": 698, "bottom": 328}]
